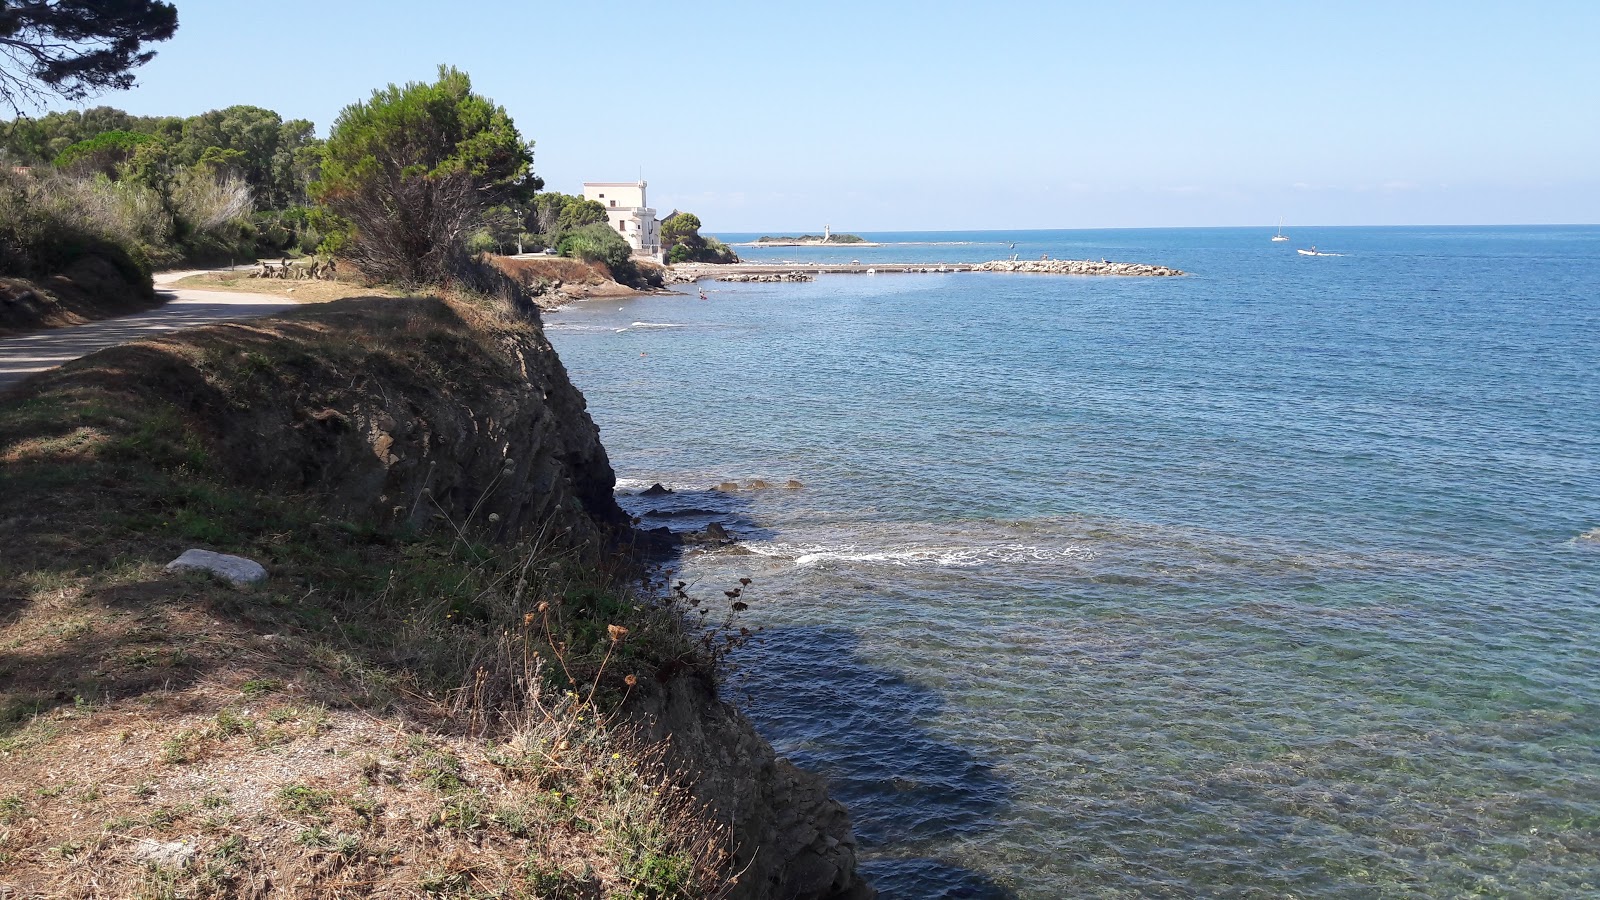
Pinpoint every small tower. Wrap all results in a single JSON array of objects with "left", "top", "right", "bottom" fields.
[{"left": 823, "top": 224, "right": 832, "bottom": 243}]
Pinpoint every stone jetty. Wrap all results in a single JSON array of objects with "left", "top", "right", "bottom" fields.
[
  {"left": 665, "top": 259, "right": 1185, "bottom": 284},
  {"left": 969, "top": 258, "right": 1184, "bottom": 276},
  {"left": 714, "top": 271, "right": 815, "bottom": 283}
]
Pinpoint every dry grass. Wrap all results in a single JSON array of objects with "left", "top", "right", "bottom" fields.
[
  {"left": 0, "top": 294, "right": 735, "bottom": 898},
  {"left": 168, "top": 272, "right": 402, "bottom": 304}
]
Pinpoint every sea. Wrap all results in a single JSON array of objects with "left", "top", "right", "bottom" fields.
[{"left": 542, "top": 226, "right": 1600, "bottom": 898}]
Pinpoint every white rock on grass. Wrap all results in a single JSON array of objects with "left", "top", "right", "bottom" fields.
[
  {"left": 165, "top": 549, "right": 268, "bottom": 586},
  {"left": 132, "top": 837, "right": 197, "bottom": 866}
]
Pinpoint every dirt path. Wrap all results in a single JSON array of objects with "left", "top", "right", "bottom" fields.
[{"left": 0, "top": 270, "right": 298, "bottom": 394}]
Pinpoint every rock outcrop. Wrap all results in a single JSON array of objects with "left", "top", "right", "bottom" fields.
[{"left": 636, "top": 675, "right": 873, "bottom": 900}]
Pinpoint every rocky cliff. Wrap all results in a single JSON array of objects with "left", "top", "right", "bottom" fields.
[{"left": 0, "top": 290, "right": 869, "bottom": 898}]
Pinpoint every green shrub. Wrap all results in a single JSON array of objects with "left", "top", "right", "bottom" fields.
[{"left": 557, "top": 223, "right": 632, "bottom": 271}]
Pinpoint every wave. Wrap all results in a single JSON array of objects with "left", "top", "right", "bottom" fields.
[
  {"left": 745, "top": 540, "right": 1095, "bottom": 570},
  {"left": 630, "top": 321, "right": 689, "bottom": 328}
]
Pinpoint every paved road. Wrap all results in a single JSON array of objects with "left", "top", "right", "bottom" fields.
[{"left": 0, "top": 271, "right": 297, "bottom": 394}]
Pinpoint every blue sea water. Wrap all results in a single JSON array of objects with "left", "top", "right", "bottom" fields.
[{"left": 544, "top": 226, "right": 1600, "bottom": 898}]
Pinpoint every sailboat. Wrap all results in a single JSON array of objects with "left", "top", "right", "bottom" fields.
[{"left": 1271, "top": 218, "right": 1289, "bottom": 242}]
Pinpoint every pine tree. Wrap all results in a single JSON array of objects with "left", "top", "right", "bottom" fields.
[{"left": 0, "top": 0, "right": 179, "bottom": 112}]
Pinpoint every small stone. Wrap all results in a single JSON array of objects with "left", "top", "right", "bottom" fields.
[
  {"left": 164, "top": 549, "right": 268, "bottom": 587},
  {"left": 641, "top": 482, "right": 673, "bottom": 496},
  {"left": 132, "top": 838, "right": 196, "bottom": 867}
]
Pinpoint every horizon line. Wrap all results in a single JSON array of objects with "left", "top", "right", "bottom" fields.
[{"left": 708, "top": 222, "right": 1600, "bottom": 234}]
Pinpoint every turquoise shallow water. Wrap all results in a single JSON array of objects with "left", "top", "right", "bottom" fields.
[{"left": 545, "top": 226, "right": 1600, "bottom": 897}]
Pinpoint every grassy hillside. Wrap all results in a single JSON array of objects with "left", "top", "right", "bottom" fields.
[{"left": 0, "top": 294, "right": 740, "bottom": 897}]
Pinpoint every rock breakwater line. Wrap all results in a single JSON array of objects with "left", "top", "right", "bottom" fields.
[
  {"left": 969, "top": 258, "right": 1185, "bottom": 276},
  {"left": 716, "top": 272, "right": 816, "bottom": 283},
  {"left": 665, "top": 259, "right": 1185, "bottom": 284}
]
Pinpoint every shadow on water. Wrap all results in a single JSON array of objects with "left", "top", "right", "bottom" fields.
[
  {"left": 618, "top": 485, "right": 1014, "bottom": 895},
  {"left": 731, "top": 625, "right": 1017, "bottom": 899}
]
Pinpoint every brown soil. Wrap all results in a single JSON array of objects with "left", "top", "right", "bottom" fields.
[
  {"left": 167, "top": 273, "right": 402, "bottom": 305},
  {"left": 0, "top": 253, "right": 158, "bottom": 337}
]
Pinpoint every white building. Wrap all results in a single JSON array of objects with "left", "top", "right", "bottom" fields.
[{"left": 582, "top": 181, "right": 661, "bottom": 259}]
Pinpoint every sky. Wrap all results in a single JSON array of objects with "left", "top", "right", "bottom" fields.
[{"left": 25, "top": 0, "right": 1600, "bottom": 231}]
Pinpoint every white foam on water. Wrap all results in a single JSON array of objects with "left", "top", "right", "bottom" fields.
[
  {"left": 745, "top": 541, "right": 1096, "bottom": 570},
  {"left": 630, "top": 322, "right": 689, "bottom": 328},
  {"left": 614, "top": 477, "right": 726, "bottom": 493}
]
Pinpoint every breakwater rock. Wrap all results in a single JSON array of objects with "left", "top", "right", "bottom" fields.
[
  {"left": 716, "top": 271, "right": 816, "bottom": 283},
  {"left": 970, "top": 258, "right": 1185, "bottom": 276}
]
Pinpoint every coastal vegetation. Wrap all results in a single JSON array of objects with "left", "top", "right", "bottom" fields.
[
  {"left": 313, "top": 65, "right": 534, "bottom": 287},
  {"left": 2, "top": 46, "right": 866, "bottom": 893},
  {"left": 0, "top": 102, "right": 330, "bottom": 328},
  {"left": 662, "top": 212, "right": 738, "bottom": 264},
  {"left": 756, "top": 233, "right": 866, "bottom": 244}
]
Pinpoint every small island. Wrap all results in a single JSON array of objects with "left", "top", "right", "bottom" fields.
[
  {"left": 755, "top": 233, "right": 871, "bottom": 245},
  {"left": 743, "top": 225, "right": 877, "bottom": 247}
]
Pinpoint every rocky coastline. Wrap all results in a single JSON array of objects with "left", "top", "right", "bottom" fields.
[{"left": 0, "top": 289, "right": 872, "bottom": 898}]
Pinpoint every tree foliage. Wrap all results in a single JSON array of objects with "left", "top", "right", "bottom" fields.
[
  {"left": 315, "top": 65, "right": 533, "bottom": 284},
  {"left": 661, "top": 211, "right": 737, "bottom": 264},
  {"left": 1, "top": 104, "right": 324, "bottom": 208},
  {"left": 50, "top": 128, "right": 154, "bottom": 175},
  {"left": 661, "top": 211, "right": 700, "bottom": 245},
  {"left": 0, "top": 0, "right": 178, "bottom": 113}
]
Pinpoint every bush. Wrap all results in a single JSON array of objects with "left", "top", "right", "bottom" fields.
[
  {"left": 0, "top": 166, "right": 254, "bottom": 277},
  {"left": 557, "top": 223, "right": 632, "bottom": 271}
]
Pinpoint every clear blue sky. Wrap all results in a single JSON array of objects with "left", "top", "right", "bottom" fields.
[{"left": 36, "top": 0, "right": 1600, "bottom": 231}]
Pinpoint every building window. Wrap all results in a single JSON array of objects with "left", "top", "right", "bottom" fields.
[
  {"left": 610, "top": 200, "right": 616, "bottom": 207},
  {"left": 619, "top": 222, "right": 626, "bottom": 232}
]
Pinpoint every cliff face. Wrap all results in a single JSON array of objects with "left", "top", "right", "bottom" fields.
[
  {"left": 637, "top": 676, "right": 873, "bottom": 899},
  {"left": 0, "top": 292, "right": 868, "bottom": 898},
  {"left": 161, "top": 296, "right": 630, "bottom": 550}
]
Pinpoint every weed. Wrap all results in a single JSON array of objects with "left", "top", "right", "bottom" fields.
[
  {"left": 212, "top": 707, "right": 254, "bottom": 738},
  {"left": 333, "top": 832, "right": 361, "bottom": 857},
  {"left": 417, "top": 749, "right": 464, "bottom": 792},
  {"left": 160, "top": 728, "right": 204, "bottom": 764},
  {"left": 346, "top": 793, "right": 379, "bottom": 824},
  {"left": 418, "top": 869, "right": 471, "bottom": 896},
  {"left": 131, "top": 780, "right": 157, "bottom": 799},
  {"left": 104, "top": 815, "right": 141, "bottom": 832},
  {"left": 437, "top": 796, "right": 485, "bottom": 833},
  {"left": 239, "top": 678, "right": 281, "bottom": 697},
  {"left": 214, "top": 835, "right": 245, "bottom": 861},
  {"left": 146, "top": 804, "right": 187, "bottom": 830},
  {"left": 0, "top": 793, "right": 24, "bottom": 822},
  {"left": 277, "top": 784, "right": 334, "bottom": 817}
]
